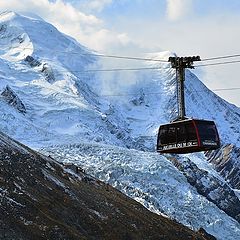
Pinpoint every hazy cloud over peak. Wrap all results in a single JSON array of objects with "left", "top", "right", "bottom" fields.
[
  {"left": 0, "top": 0, "right": 130, "bottom": 52},
  {"left": 166, "top": 0, "right": 193, "bottom": 21}
]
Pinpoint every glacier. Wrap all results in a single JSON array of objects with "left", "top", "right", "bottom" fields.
[{"left": 41, "top": 142, "right": 240, "bottom": 240}]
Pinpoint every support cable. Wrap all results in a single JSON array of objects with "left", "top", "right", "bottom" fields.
[
  {"left": 195, "top": 60, "right": 240, "bottom": 67},
  {"left": 201, "top": 54, "right": 240, "bottom": 61}
]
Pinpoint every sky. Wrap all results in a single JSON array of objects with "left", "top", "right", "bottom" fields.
[{"left": 0, "top": 0, "right": 240, "bottom": 106}]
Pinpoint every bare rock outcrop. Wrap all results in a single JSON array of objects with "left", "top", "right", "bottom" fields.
[{"left": 1, "top": 85, "right": 26, "bottom": 114}]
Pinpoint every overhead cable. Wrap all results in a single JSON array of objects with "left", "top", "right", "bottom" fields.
[
  {"left": 59, "top": 67, "right": 162, "bottom": 72},
  {"left": 99, "top": 87, "right": 240, "bottom": 97},
  {"left": 201, "top": 54, "right": 240, "bottom": 61},
  {"left": 7, "top": 46, "right": 169, "bottom": 62},
  {"left": 86, "top": 53, "right": 169, "bottom": 62},
  {"left": 14, "top": 81, "right": 240, "bottom": 98},
  {"left": 195, "top": 60, "right": 240, "bottom": 67},
  {"left": 6, "top": 45, "right": 240, "bottom": 65}
]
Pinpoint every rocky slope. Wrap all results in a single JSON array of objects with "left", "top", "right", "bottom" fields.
[
  {"left": 1, "top": 85, "right": 26, "bottom": 114},
  {"left": 0, "top": 131, "right": 215, "bottom": 240},
  {"left": 167, "top": 154, "right": 240, "bottom": 222},
  {"left": 206, "top": 145, "right": 240, "bottom": 190}
]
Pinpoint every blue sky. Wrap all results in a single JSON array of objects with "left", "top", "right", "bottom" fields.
[
  {"left": 0, "top": 0, "right": 240, "bottom": 106},
  {"left": 74, "top": 0, "right": 240, "bottom": 21}
]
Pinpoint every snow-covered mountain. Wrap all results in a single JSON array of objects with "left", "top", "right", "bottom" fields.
[
  {"left": 0, "top": 11, "right": 240, "bottom": 149},
  {"left": 1, "top": 11, "right": 240, "bottom": 239}
]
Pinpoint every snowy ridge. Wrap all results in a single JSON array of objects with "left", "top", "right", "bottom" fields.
[
  {"left": 206, "top": 144, "right": 240, "bottom": 190},
  {"left": 0, "top": 11, "right": 133, "bottom": 148}
]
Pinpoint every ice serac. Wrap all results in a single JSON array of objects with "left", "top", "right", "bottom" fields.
[{"left": 0, "top": 131, "right": 214, "bottom": 240}]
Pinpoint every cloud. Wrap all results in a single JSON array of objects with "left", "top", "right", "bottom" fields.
[
  {"left": 115, "top": 12, "right": 240, "bottom": 106},
  {"left": 166, "top": 0, "right": 193, "bottom": 21},
  {"left": 0, "top": 0, "right": 131, "bottom": 52},
  {"left": 0, "top": 0, "right": 101, "bottom": 27},
  {"left": 82, "top": 0, "right": 113, "bottom": 12}
]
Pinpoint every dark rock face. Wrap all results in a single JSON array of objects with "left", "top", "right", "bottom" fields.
[
  {"left": 0, "top": 132, "right": 213, "bottom": 240},
  {"left": 25, "top": 55, "right": 55, "bottom": 83},
  {"left": 0, "top": 24, "right": 7, "bottom": 34},
  {"left": 1, "top": 85, "right": 26, "bottom": 114},
  {"left": 41, "top": 63, "right": 55, "bottom": 83},
  {"left": 197, "top": 228, "right": 217, "bottom": 240},
  {"left": 25, "top": 55, "right": 41, "bottom": 67},
  {"left": 168, "top": 156, "right": 240, "bottom": 222},
  {"left": 206, "top": 144, "right": 240, "bottom": 190}
]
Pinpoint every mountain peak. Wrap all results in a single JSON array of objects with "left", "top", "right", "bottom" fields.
[
  {"left": 0, "top": 11, "right": 43, "bottom": 23},
  {"left": 0, "top": 10, "right": 90, "bottom": 61},
  {"left": 0, "top": 11, "right": 19, "bottom": 21},
  {"left": 18, "top": 11, "right": 44, "bottom": 21}
]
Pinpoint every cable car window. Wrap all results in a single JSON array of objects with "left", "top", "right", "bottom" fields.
[
  {"left": 197, "top": 122, "right": 218, "bottom": 141},
  {"left": 168, "top": 127, "right": 176, "bottom": 143},
  {"left": 159, "top": 126, "right": 168, "bottom": 144},
  {"left": 177, "top": 124, "right": 187, "bottom": 142},
  {"left": 186, "top": 122, "right": 197, "bottom": 141}
]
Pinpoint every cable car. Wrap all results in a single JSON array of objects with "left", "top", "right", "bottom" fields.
[
  {"left": 156, "top": 56, "right": 220, "bottom": 154},
  {"left": 157, "top": 118, "right": 220, "bottom": 154}
]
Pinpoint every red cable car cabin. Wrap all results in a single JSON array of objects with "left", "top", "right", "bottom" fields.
[{"left": 157, "top": 119, "right": 220, "bottom": 154}]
